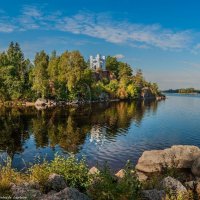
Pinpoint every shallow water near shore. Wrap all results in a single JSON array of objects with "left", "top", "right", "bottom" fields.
[{"left": 0, "top": 94, "right": 200, "bottom": 171}]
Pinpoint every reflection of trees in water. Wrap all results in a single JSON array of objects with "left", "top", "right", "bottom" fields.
[
  {"left": 0, "top": 107, "right": 31, "bottom": 157},
  {"left": 0, "top": 100, "right": 160, "bottom": 158}
]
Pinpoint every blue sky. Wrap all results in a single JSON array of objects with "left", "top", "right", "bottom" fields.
[{"left": 0, "top": 0, "right": 200, "bottom": 89}]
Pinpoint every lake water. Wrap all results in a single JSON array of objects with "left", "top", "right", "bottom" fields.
[{"left": 1, "top": 94, "right": 200, "bottom": 171}]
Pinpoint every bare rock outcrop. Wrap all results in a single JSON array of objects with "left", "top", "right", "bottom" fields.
[{"left": 136, "top": 145, "right": 200, "bottom": 173}]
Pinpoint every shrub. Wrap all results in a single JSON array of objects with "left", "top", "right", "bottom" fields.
[
  {"left": 49, "top": 155, "right": 90, "bottom": 191},
  {"left": 29, "top": 160, "right": 51, "bottom": 191},
  {"left": 29, "top": 155, "right": 90, "bottom": 192},
  {"left": 87, "top": 161, "right": 142, "bottom": 200}
]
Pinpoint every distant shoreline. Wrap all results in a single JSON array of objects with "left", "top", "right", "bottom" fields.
[{"left": 164, "top": 92, "right": 200, "bottom": 95}]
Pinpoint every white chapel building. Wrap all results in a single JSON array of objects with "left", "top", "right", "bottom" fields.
[{"left": 89, "top": 54, "right": 106, "bottom": 70}]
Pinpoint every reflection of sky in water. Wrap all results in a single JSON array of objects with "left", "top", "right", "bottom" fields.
[{"left": 0, "top": 95, "right": 200, "bottom": 171}]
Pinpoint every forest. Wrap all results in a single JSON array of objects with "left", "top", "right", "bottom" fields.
[
  {"left": 0, "top": 42, "right": 161, "bottom": 102},
  {"left": 164, "top": 88, "right": 200, "bottom": 94}
]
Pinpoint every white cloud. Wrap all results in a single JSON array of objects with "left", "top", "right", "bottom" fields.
[
  {"left": 54, "top": 12, "right": 192, "bottom": 50},
  {"left": 22, "top": 6, "right": 42, "bottom": 18},
  {"left": 0, "top": 6, "right": 194, "bottom": 50},
  {"left": 114, "top": 54, "right": 125, "bottom": 59},
  {"left": 17, "top": 6, "right": 43, "bottom": 30},
  {"left": 0, "top": 23, "right": 15, "bottom": 33}
]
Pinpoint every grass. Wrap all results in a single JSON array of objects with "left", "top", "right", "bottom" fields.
[{"left": 0, "top": 157, "right": 26, "bottom": 195}]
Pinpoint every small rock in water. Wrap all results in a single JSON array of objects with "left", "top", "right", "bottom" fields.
[{"left": 35, "top": 98, "right": 47, "bottom": 106}]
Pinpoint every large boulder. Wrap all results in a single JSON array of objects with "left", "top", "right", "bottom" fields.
[
  {"left": 191, "top": 157, "right": 200, "bottom": 177},
  {"left": 46, "top": 173, "right": 67, "bottom": 192},
  {"left": 142, "top": 189, "right": 166, "bottom": 200},
  {"left": 160, "top": 176, "right": 188, "bottom": 198},
  {"left": 40, "top": 187, "right": 90, "bottom": 200},
  {"left": 35, "top": 98, "right": 48, "bottom": 106},
  {"left": 136, "top": 145, "right": 200, "bottom": 173}
]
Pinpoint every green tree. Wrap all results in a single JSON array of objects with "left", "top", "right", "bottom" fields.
[
  {"left": 118, "top": 62, "right": 133, "bottom": 78},
  {"left": 32, "top": 51, "right": 49, "bottom": 98},
  {"left": 0, "top": 52, "right": 8, "bottom": 66},
  {"left": 106, "top": 56, "right": 119, "bottom": 77},
  {"left": 126, "top": 84, "right": 138, "bottom": 99},
  {"left": 57, "top": 51, "right": 86, "bottom": 100},
  {"left": 47, "top": 50, "right": 60, "bottom": 98},
  {"left": 133, "top": 69, "right": 144, "bottom": 89},
  {"left": 0, "top": 42, "right": 31, "bottom": 100}
]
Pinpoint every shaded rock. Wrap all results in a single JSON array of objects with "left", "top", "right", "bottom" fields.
[
  {"left": 88, "top": 167, "right": 100, "bottom": 175},
  {"left": 185, "top": 181, "right": 196, "bottom": 190},
  {"left": 47, "top": 100, "right": 57, "bottom": 106},
  {"left": 35, "top": 105, "right": 48, "bottom": 110},
  {"left": 160, "top": 176, "right": 188, "bottom": 198},
  {"left": 136, "top": 171, "right": 148, "bottom": 182},
  {"left": 191, "top": 157, "right": 200, "bottom": 177},
  {"left": 40, "top": 187, "right": 90, "bottom": 200},
  {"left": 142, "top": 189, "right": 166, "bottom": 200},
  {"left": 35, "top": 98, "right": 47, "bottom": 106},
  {"left": 11, "top": 184, "right": 42, "bottom": 199},
  {"left": 115, "top": 169, "right": 125, "bottom": 178},
  {"left": 141, "top": 87, "right": 156, "bottom": 100},
  {"left": 46, "top": 173, "right": 67, "bottom": 192},
  {"left": 136, "top": 145, "right": 200, "bottom": 173}
]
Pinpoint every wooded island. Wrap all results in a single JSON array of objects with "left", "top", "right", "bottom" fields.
[{"left": 0, "top": 42, "right": 163, "bottom": 104}]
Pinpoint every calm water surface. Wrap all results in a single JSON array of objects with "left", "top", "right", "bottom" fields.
[{"left": 0, "top": 94, "right": 200, "bottom": 171}]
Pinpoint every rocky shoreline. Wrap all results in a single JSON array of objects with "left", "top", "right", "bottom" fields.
[
  {"left": 0, "top": 94, "right": 166, "bottom": 109},
  {"left": 4, "top": 145, "right": 200, "bottom": 199},
  {"left": 134, "top": 145, "right": 200, "bottom": 199}
]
